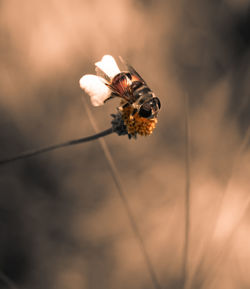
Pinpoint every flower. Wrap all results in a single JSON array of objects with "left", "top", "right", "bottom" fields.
[{"left": 80, "top": 55, "right": 160, "bottom": 138}]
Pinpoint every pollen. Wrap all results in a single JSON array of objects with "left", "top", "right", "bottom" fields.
[{"left": 120, "top": 105, "right": 157, "bottom": 137}]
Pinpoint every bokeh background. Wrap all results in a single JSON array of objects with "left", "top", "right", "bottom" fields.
[{"left": 0, "top": 0, "right": 250, "bottom": 288}]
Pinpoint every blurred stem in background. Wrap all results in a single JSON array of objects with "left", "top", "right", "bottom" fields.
[
  {"left": 0, "top": 271, "right": 19, "bottom": 289},
  {"left": 183, "top": 93, "right": 191, "bottom": 289},
  {"left": 82, "top": 97, "right": 162, "bottom": 289},
  {"left": 188, "top": 127, "right": 250, "bottom": 289}
]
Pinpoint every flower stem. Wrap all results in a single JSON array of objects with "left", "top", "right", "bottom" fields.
[{"left": 0, "top": 128, "right": 114, "bottom": 166}]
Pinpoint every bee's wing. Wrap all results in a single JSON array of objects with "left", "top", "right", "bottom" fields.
[
  {"left": 79, "top": 74, "right": 111, "bottom": 106},
  {"left": 119, "top": 56, "right": 147, "bottom": 85},
  {"left": 95, "top": 55, "right": 120, "bottom": 79},
  {"left": 95, "top": 66, "right": 111, "bottom": 82}
]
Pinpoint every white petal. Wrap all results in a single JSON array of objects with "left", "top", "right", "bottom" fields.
[
  {"left": 79, "top": 74, "right": 111, "bottom": 106},
  {"left": 95, "top": 55, "right": 120, "bottom": 79}
]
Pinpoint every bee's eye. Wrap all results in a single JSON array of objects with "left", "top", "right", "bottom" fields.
[
  {"left": 125, "top": 73, "right": 132, "bottom": 80},
  {"left": 139, "top": 103, "right": 152, "bottom": 118}
]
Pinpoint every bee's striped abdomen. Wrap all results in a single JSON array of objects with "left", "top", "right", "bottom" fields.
[{"left": 133, "top": 85, "right": 154, "bottom": 106}]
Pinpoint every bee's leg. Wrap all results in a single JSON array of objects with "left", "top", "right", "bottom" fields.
[
  {"left": 131, "top": 108, "right": 137, "bottom": 116},
  {"left": 121, "top": 102, "right": 137, "bottom": 116},
  {"left": 104, "top": 92, "right": 119, "bottom": 103},
  {"left": 122, "top": 102, "right": 130, "bottom": 108}
]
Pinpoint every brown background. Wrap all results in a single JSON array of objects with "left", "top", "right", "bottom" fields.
[{"left": 0, "top": 0, "right": 250, "bottom": 288}]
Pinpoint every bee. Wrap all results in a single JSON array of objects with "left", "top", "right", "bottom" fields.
[{"left": 80, "top": 55, "right": 161, "bottom": 137}]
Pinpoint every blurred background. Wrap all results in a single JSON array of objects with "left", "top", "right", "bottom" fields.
[{"left": 0, "top": 0, "right": 250, "bottom": 288}]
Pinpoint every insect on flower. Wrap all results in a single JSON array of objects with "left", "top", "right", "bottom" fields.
[{"left": 79, "top": 55, "right": 161, "bottom": 138}]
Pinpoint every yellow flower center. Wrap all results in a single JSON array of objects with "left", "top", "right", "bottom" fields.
[{"left": 119, "top": 104, "right": 157, "bottom": 137}]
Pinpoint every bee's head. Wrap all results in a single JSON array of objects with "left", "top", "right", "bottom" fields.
[{"left": 138, "top": 97, "right": 161, "bottom": 119}]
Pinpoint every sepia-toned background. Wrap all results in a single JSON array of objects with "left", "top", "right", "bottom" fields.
[{"left": 0, "top": 0, "right": 250, "bottom": 288}]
